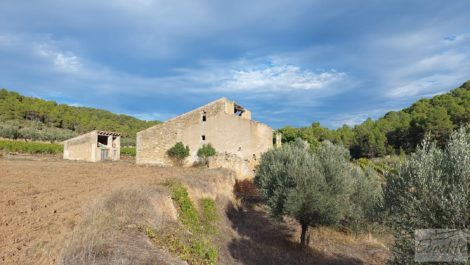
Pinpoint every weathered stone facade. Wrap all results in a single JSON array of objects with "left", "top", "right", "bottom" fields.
[
  {"left": 136, "top": 98, "right": 277, "bottom": 167},
  {"left": 63, "top": 130, "right": 121, "bottom": 162},
  {"left": 207, "top": 153, "right": 255, "bottom": 179}
]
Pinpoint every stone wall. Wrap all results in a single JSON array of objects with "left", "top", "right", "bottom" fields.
[
  {"left": 63, "top": 131, "right": 96, "bottom": 162},
  {"left": 207, "top": 153, "right": 254, "bottom": 179},
  {"left": 136, "top": 98, "right": 274, "bottom": 166}
]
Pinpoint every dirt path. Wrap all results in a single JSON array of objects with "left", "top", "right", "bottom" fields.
[{"left": 0, "top": 159, "right": 202, "bottom": 265}]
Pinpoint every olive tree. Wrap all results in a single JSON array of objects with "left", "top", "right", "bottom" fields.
[
  {"left": 255, "top": 139, "right": 380, "bottom": 246},
  {"left": 349, "top": 165, "right": 383, "bottom": 227},
  {"left": 384, "top": 126, "right": 470, "bottom": 264}
]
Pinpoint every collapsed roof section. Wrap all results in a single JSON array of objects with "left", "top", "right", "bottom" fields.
[{"left": 97, "top": 131, "right": 121, "bottom": 137}]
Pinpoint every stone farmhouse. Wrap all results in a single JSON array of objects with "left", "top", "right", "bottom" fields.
[
  {"left": 136, "top": 98, "right": 280, "bottom": 166},
  {"left": 63, "top": 130, "right": 121, "bottom": 162}
]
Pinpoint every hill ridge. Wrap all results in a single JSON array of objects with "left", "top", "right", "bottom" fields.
[{"left": 0, "top": 88, "right": 159, "bottom": 145}]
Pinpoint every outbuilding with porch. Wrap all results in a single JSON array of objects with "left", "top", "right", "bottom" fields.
[{"left": 63, "top": 130, "right": 121, "bottom": 162}]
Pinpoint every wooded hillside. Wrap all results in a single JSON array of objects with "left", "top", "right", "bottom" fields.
[
  {"left": 0, "top": 89, "right": 159, "bottom": 145},
  {"left": 279, "top": 80, "right": 470, "bottom": 158},
  {"left": 3, "top": 80, "right": 470, "bottom": 153}
]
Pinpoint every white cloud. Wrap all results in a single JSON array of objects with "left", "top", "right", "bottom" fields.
[
  {"left": 387, "top": 75, "right": 444, "bottom": 98},
  {"left": 328, "top": 108, "right": 392, "bottom": 127},
  {"left": 373, "top": 29, "right": 470, "bottom": 99},
  {"left": 0, "top": 33, "right": 354, "bottom": 128},
  {"left": 390, "top": 52, "right": 466, "bottom": 79},
  {"left": 132, "top": 112, "right": 178, "bottom": 121},
  {"left": 172, "top": 58, "right": 350, "bottom": 95},
  {"left": 387, "top": 74, "right": 468, "bottom": 98},
  {"left": 217, "top": 64, "right": 345, "bottom": 92},
  {"left": 36, "top": 44, "right": 82, "bottom": 72},
  {"left": 386, "top": 51, "right": 470, "bottom": 99},
  {"left": 53, "top": 53, "right": 81, "bottom": 72},
  {"left": 67, "top": 103, "right": 83, "bottom": 107}
]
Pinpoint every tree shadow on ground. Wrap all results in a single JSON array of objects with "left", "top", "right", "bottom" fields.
[{"left": 226, "top": 201, "right": 364, "bottom": 265}]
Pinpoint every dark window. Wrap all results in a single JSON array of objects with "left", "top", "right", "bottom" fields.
[
  {"left": 98, "top": 135, "right": 108, "bottom": 146},
  {"left": 202, "top": 135, "right": 206, "bottom": 141},
  {"left": 202, "top": 111, "right": 207, "bottom": 122},
  {"left": 234, "top": 104, "right": 245, "bottom": 116}
]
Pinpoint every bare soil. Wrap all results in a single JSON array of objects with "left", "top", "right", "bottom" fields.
[
  {"left": 0, "top": 157, "right": 390, "bottom": 265},
  {"left": 0, "top": 158, "right": 209, "bottom": 265}
]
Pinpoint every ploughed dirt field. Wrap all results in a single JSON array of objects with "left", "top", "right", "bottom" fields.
[
  {"left": 0, "top": 157, "right": 207, "bottom": 265},
  {"left": 1, "top": 156, "right": 390, "bottom": 265}
]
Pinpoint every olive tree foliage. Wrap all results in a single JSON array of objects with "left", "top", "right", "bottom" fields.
[
  {"left": 349, "top": 166, "right": 383, "bottom": 224},
  {"left": 384, "top": 126, "right": 470, "bottom": 264},
  {"left": 0, "top": 120, "right": 77, "bottom": 142},
  {"left": 255, "top": 138, "right": 382, "bottom": 246}
]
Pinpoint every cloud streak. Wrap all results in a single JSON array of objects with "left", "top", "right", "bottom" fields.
[
  {"left": 218, "top": 65, "right": 345, "bottom": 92},
  {"left": 36, "top": 44, "right": 82, "bottom": 72}
]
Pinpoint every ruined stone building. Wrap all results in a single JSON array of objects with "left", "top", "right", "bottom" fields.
[
  {"left": 136, "top": 98, "right": 280, "bottom": 167},
  {"left": 63, "top": 130, "right": 121, "bottom": 162}
]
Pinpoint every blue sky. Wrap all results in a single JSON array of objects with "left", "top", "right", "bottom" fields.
[{"left": 0, "top": 0, "right": 469, "bottom": 129}]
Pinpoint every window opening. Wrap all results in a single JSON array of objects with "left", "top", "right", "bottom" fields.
[
  {"left": 234, "top": 104, "right": 245, "bottom": 116},
  {"left": 98, "top": 135, "right": 108, "bottom": 146},
  {"left": 202, "top": 111, "right": 207, "bottom": 122}
]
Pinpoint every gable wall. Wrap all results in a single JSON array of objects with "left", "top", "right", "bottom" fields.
[
  {"left": 136, "top": 99, "right": 273, "bottom": 166},
  {"left": 63, "top": 131, "right": 97, "bottom": 162}
]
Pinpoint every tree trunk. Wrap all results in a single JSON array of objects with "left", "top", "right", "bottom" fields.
[{"left": 300, "top": 222, "right": 308, "bottom": 247}]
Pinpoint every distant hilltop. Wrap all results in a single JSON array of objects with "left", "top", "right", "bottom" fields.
[{"left": 0, "top": 89, "right": 159, "bottom": 146}]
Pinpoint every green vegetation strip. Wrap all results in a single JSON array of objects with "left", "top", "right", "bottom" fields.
[
  {"left": 0, "top": 139, "right": 63, "bottom": 154},
  {"left": 120, "top": 147, "right": 136, "bottom": 157},
  {"left": 146, "top": 181, "right": 218, "bottom": 265},
  {"left": 355, "top": 157, "right": 397, "bottom": 176}
]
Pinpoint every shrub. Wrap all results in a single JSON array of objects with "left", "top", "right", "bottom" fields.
[
  {"left": 121, "top": 137, "right": 136, "bottom": 147},
  {"left": 121, "top": 147, "right": 136, "bottom": 157},
  {"left": 384, "top": 127, "right": 470, "bottom": 264},
  {"left": 0, "top": 121, "right": 78, "bottom": 142},
  {"left": 0, "top": 122, "right": 20, "bottom": 139},
  {"left": 196, "top": 143, "right": 216, "bottom": 166},
  {"left": 197, "top": 144, "right": 216, "bottom": 158},
  {"left": 233, "top": 179, "right": 261, "bottom": 204},
  {"left": 167, "top": 142, "right": 190, "bottom": 165}
]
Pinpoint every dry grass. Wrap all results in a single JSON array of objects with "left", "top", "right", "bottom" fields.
[
  {"left": 57, "top": 168, "right": 236, "bottom": 265},
  {"left": 58, "top": 185, "right": 185, "bottom": 265},
  {"left": 222, "top": 179, "right": 391, "bottom": 265},
  {"left": 307, "top": 226, "right": 390, "bottom": 265},
  {"left": 224, "top": 200, "right": 390, "bottom": 265}
]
